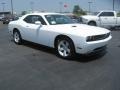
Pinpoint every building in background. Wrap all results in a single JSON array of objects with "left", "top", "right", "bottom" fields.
[{"left": 0, "top": 12, "right": 11, "bottom": 20}]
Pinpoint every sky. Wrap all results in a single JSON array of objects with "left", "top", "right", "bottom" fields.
[{"left": 0, "top": 0, "right": 120, "bottom": 13}]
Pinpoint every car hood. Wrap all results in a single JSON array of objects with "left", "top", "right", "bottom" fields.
[{"left": 50, "top": 24, "right": 110, "bottom": 37}]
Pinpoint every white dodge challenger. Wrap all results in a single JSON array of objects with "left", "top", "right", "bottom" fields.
[{"left": 8, "top": 13, "right": 112, "bottom": 59}]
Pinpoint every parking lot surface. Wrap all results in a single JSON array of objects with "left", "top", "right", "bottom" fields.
[{"left": 0, "top": 23, "right": 120, "bottom": 90}]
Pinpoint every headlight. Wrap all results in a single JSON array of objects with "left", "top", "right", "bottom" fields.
[
  {"left": 86, "top": 32, "right": 111, "bottom": 42},
  {"left": 86, "top": 36, "right": 95, "bottom": 42},
  {"left": 82, "top": 18, "right": 88, "bottom": 22}
]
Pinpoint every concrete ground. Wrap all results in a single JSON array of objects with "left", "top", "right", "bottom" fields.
[{"left": 0, "top": 23, "right": 120, "bottom": 90}]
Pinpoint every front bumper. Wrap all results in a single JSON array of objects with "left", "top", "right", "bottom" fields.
[{"left": 75, "top": 35, "right": 112, "bottom": 54}]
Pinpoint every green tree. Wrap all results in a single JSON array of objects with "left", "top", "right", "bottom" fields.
[
  {"left": 73, "top": 5, "right": 86, "bottom": 16},
  {"left": 73, "top": 5, "right": 80, "bottom": 14}
]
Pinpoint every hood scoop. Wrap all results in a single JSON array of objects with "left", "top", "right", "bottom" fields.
[{"left": 72, "top": 25, "right": 77, "bottom": 27}]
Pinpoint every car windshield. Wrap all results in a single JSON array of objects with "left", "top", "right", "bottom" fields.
[
  {"left": 45, "top": 14, "right": 75, "bottom": 25},
  {"left": 92, "top": 12, "right": 100, "bottom": 15}
]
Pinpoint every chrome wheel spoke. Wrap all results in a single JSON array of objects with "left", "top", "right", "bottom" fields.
[
  {"left": 63, "top": 50, "right": 67, "bottom": 56},
  {"left": 14, "top": 32, "right": 20, "bottom": 43},
  {"left": 58, "top": 47, "right": 64, "bottom": 52},
  {"left": 60, "top": 42, "right": 66, "bottom": 48},
  {"left": 66, "top": 48, "right": 70, "bottom": 53},
  {"left": 58, "top": 40, "right": 71, "bottom": 57}
]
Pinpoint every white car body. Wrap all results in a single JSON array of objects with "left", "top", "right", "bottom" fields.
[
  {"left": 81, "top": 11, "right": 120, "bottom": 28},
  {"left": 8, "top": 13, "right": 112, "bottom": 56}
]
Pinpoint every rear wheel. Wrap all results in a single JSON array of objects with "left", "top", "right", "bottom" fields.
[
  {"left": 55, "top": 37, "right": 75, "bottom": 59},
  {"left": 3, "top": 22, "right": 5, "bottom": 24},
  {"left": 13, "top": 31, "right": 22, "bottom": 45}
]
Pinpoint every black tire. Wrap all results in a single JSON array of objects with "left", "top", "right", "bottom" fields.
[
  {"left": 55, "top": 37, "right": 75, "bottom": 59},
  {"left": 3, "top": 22, "right": 5, "bottom": 24},
  {"left": 88, "top": 21, "right": 96, "bottom": 26},
  {"left": 13, "top": 30, "right": 22, "bottom": 45}
]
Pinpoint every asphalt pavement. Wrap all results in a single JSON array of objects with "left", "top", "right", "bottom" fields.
[{"left": 0, "top": 23, "right": 120, "bottom": 90}]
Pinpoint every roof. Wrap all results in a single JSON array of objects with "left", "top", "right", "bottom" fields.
[
  {"left": 27, "top": 12, "right": 62, "bottom": 16},
  {"left": 100, "top": 10, "right": 115, "bottom": 12},
  {"left": 20, "top": 12, "right": 65, "bottom": 20}
]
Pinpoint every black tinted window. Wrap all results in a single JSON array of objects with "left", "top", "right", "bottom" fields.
[
  {"left": 45, "top": 15, "right": 74, "bottom": 25},
  {"left": 99, "top": 12, "right": 114, "bottom": 17},
  {"left": 24, "top": 15, "right": 32, "bottom": 23},
  {"left": 24, "top": 15, "right": 47, "bottom": 25}
]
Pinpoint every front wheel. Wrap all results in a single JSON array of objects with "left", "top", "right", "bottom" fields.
[
  {"left": 88, "top": 21, "right": 96, "bottom": 26},
  {"left": 55, "top": 38, "right": 75, "bottom": 59},
  {"left": 13, "top": 31, "right": 22, "bottom": 45}
]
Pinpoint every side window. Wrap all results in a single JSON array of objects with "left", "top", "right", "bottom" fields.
[
  {"left": 99, "top": 12, "right": 114, "bottom": 17},
  {"left": 107, "top": 12, "right": 114, "bottom": 16},
  {"left": 31, "top": 16, "right": 39, "bottom": 24},
  {"left": 24, "top": 15, "right": 47, "bottom": 25},
  {"left": 37, "top": 16, "right": 47, "bottom": 25},
  {"left": 24, "top": 15, "right": 32, "bottom": 23}
]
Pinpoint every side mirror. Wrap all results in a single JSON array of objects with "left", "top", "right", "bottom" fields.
[{"left": 35, "top": 21, "right": 42, "bottom": 26}]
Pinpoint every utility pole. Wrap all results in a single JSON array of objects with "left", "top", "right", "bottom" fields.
[
  {"left": 88, "top": 1, "right": 92, "bottom": 14},
  {"left": 59, "top": 2, "right": 63, "bottom": 13},
  {"left": 1, "top": 3, "right": 6, "bottom": 12},
  {"left": 30, "top": 2, "right": 34, "bottom": 13},
  {"left": 113, "top": 0, "right": 115, "bottom": 10},
  {"left": 11, "top": 0, "right": 14, "bottom": 17}
]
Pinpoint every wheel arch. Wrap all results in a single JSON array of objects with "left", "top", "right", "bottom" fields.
[
  {"left": 13, "top": 28, "right": 20, "bottom": 34},
  {"left": 88, "top": 20, "right": 97, "bottom": 26},
  {"left": 54, "top": 34, "right": 75, "bottom": 49},
  {"left": 13, "top": 28, "right": 23, "bottom": 39}
]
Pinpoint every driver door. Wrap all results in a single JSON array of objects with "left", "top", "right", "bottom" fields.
[
  {"left": 99, "top": 12, "right": 116, "bottom": 26},
  {"left": 22, "top": 15, "right": 49, "bottom": 45}
]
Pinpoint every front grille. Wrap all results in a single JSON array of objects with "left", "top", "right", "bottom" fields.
[{"left": 87, "top": 32, "right": 110, "bottom": 42}]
